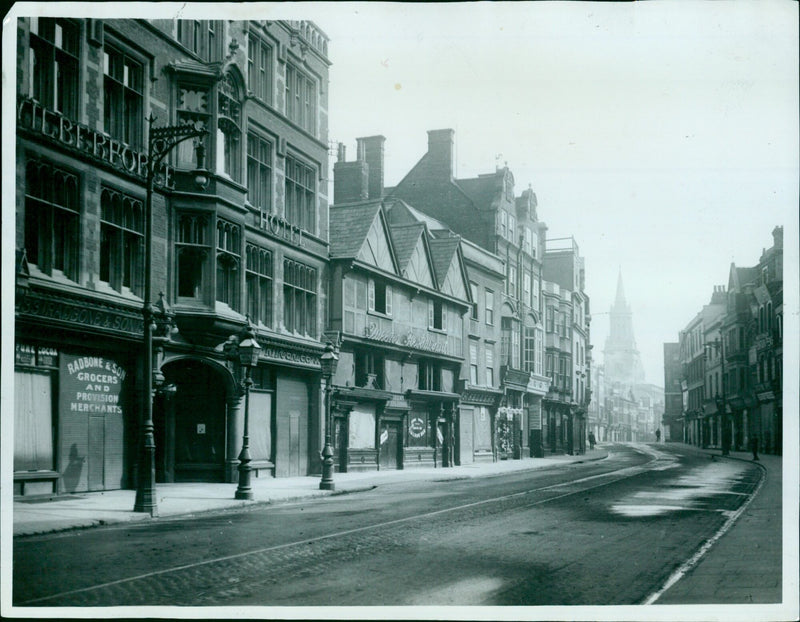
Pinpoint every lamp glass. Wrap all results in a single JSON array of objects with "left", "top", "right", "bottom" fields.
[
  {"left": 238, "top": 337, "right": 261, "bottom": 368},
  {"left": 320, "top": 344, "right": 338, "bottom": 378}
]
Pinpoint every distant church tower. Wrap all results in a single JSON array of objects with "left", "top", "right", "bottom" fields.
[{"left": 603, "top": 270, "right": 645, "bottom": 385}]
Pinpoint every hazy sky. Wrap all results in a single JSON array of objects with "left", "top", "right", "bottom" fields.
[
  {"left": 319, "top": 2, "right": 798, "bottom": 385},
  {"left": 4, "top": 2, "right": 797, "bottom": 386}
]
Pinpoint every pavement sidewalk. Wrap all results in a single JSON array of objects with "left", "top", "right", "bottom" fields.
[
  {"left": 12, "top": 447, "right": 609, "bottom": 537},
  {"left": 655, "top": 444, "right": 784, "bottom": 605}
]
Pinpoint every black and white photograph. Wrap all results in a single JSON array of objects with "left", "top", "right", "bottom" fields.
[{"left": 1, "top": 2, "right": 798, "bottom": 620}]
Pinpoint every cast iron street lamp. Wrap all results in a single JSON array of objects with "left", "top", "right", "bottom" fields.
[
  {"left": 133, "top": 116, "right": 208, "bottom": 516},
  {"left": 236, "top": 321, "right": 262, "bottom": 500},
  {"left": 705, "top": 337, "right": 729, "bottom": 456},
  {"left": 319, "top": 341, "right": 339, "bottom": 490}
]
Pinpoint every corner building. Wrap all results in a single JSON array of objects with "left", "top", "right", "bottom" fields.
[{"left": 14, "top": 18, "right": 331, "bottom": 495}]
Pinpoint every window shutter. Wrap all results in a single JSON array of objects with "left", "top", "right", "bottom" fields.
[
  {"left": 385, "top": 284, "right": 392, "bottom": 315},
  {"left": 368, "top": 279, "right": 375, "bottom": 311}
]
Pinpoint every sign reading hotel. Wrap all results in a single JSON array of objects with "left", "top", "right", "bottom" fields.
[{"left": 61, "top": 354, "right": 126, "bottom": 415}]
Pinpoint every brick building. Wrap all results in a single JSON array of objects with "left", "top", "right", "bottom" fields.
[
  {"left": 14, "top": 18, "right": 332, "bottom": 495},
  {"left": 388, "top": 129, "right": 551, "bottom": 459}
]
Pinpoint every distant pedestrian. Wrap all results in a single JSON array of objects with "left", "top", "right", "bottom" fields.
[
  {"left": 588, "top": 432, "right": 596, "bottom": 450},
  {"left": 751, "top": 435, "right": 760, "bottom": 461},
  {"left": 655, "top": 428, "right": 661, "bottom": 443}
]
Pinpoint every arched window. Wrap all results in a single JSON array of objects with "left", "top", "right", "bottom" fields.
[
  {"left": 176, "top": 213, "right": 210, "bottom": 300},
  {"left": 24, "top": 158, "right": 80, "bottom": 280},
  {"left": 216, "top": 219, "right": 241, "bottom": 310},
  {"left": 100, "top": 187, "right": 144, "bottom": 295},
  {"left": 217, "top": 72, "right": 242, "bottom": 181}
]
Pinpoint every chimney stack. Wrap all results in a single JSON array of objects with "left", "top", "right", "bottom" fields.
[
  {"left": 427, "top": 129, "right": 455, "bottom": 180},
  {"left": 356, "top": 135, "right": 385, "bottom": 199}
]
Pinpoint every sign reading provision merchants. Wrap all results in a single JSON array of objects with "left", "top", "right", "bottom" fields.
[
  {"left": 61, "top": 355, "right": 127, "bottom": 415},
  {"left": 58, "top": 354, "right": 127, "bottom": 492}
]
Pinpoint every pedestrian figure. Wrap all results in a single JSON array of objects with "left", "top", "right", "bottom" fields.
[
  {"left": 655, "top": 428, "right": 661, "bottom": 443},
  {"left": 751, "top": 434, "right": 760, "bottom": 461},
  {"left": 588, "top": 432, "right": 596, "bottom": 450}
]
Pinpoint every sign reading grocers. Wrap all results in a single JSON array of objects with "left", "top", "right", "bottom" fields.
[{"left": 62, "top": 355, "right": 127, "bottom": 414}]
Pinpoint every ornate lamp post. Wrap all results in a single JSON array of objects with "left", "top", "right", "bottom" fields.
[
  {"left": 134, "top": 116, "right": 208, "bottom": 516},
  {"left": 319, "top": 342, "right": 339, "bottom": 490},
  {"left": 235, "top": 321, "right": 262, "bottom": 500},
  {"left": 705, "top": 337, "right": 729, "bottom": 456}
]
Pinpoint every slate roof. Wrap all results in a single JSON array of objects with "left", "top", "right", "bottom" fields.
[
  {"left": 329, "top": 200, "right": 382, "bottom": 259},
  {"left": 456, "top": 172, "right": 503, "bottom": 210},
  {"left": 388, "top": 222, "right": 425, "bottom": 272},
  {"left": 387, "top": 198, "right": 449, "bottom": 231},
  {"left": 428, "top": 236, "right": 461, "bottom": 286}
]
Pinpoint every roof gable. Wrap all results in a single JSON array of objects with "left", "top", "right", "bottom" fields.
[
  {"left": 357, "top": 212, "right": 396, "bottom": 273},
  {"left": 439, "top": 247, "right": 468, "bottom": 301},
  {"left": 330, "top": 201, "right": 382, "bottom": 258},
  {"left": 404, "top": 233, "right": 435, "bottom": 288}
]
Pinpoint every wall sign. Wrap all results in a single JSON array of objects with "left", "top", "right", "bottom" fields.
[
  {"left": 364, "top": 322, "right": 448, "bottom": 355},
  {"left": 258, "top": 212, "right": 304, "bottom": 248},
  {"left": 18, "top": 97, "right": 173, "bottom": 187},
  {"left": 15, "top": 344, "right": 59, "bottom": 367},
  {"left": 408, "top": 417, "right": 426, "bottom": 439},
  {"left": 61, "top": 354, "right": 126, "bottom": 415}
]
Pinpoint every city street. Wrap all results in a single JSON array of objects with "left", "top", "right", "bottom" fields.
[{"left": 13, "top": 443, "right": 765, "bottom": 607}]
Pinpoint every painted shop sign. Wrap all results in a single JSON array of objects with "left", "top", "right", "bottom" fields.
[
  {"left": 17, "top": 292, "right": 143, "bottom": 336},
  {"left": 15, "top": 343, "right": 58, "bottom": 367},
  {"left": 408, "top": 417, "right": 426, "bottom": 439},
  {"left": 364, "top": 322, "right": 448, "bottom": 355},
  {"left": 61, "top": 355, "right": 126, "bottom": 415},
  {"left": 258, "top": 212, "right": 304, "bottom": 248},
  {"left": 18, "top": 97, "right": 173, "bottom": 187},
  {"left": 261, "top": 346, "right": 320, "bottom": 368},
  {"left": 527, "top": 376, "right": 550, "bottom": 395}
]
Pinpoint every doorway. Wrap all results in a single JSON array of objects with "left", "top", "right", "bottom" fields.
[{"left": 379, "top": 421, "right": 400, "bottom": 470}]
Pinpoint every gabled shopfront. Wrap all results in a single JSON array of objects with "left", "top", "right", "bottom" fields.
[{"left": 327, "top": 195, "right": 472, "bottom": 471}]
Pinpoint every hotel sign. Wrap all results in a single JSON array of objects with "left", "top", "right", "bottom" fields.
[
  {"left": 18, "top": 97, "right": 173, "bottom": 187},
  {"left": 258, "top": 212, "right": 304, "bottom": 248}
]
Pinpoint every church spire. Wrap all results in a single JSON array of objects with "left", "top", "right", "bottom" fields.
[{"left": 614, "top": 268, "right": 628, "bottom": 310}]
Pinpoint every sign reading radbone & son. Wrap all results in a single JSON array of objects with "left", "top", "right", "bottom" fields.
[
  {"left": 364, "top": 323, "right": 448, "bottom": 355},
  {"left": 18, "top": 97, "right": 173, "bottom": 186},
  {"left": 62, "top": 355, "right": 126, "bottom": 415}
]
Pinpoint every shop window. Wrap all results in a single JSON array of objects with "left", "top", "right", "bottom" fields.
[
  {"left": 246, "top": 244, "right": 273, "bottom": 328},
  {"left": 285, "top": 155, "right": 316, "bottom": 234},
  {"left": 485, "top": 289, "right": 494, "bottom": 325},
  {"left": 286, "top": 63, "right": 317, "bottom": 135},
  {"left": 176, "top": 85, "right": 210, "bottom": 169},
  {"left": 368, "top": 278, "right": 392, "bottom": 316},
  {"left": 429, "top": 299, "right": 444, "bottom": 331},
  {"left": 406, "top": 411, "right": 431, "bottom": 448},
  {"left": 247, "top": 132, "right": 273, "bottom": 218},
  {"left": 248, "top": 30, "right": 273, "bottom": 105},
  {"left": 355, "top": 349, "right": 385, "bottom": 389},
  {"left": 418, "top": 359, "right": 441, "bottom": 392},
  {"left": 28, "top": 18, "right": 79, "bottom": 118},
  {"left": 176, "top": 212, "right": 210, "bottom": 300},
  {"left": 216, "top": 219, "right": 241, "bottom": 310},
  {"left": 24, "top": 158, "right": 80, "bottom": 280},
  {"left": 283, "top": 258, "right": 317, "bottom": 337},
  {"left": 104, "top": 44, "right": 143, "bottom": 148},
  {"left": 217, "top": 72, "right": 242, "bottom": 181},
  {"left": 177, "top": 19, "right": 221, "bottom": 62},
  {"left": 14, "top": 370, "right": 54, "bottom": 472},
  {"left": 100, "top": 187, "right": 144, "bottom": 295}
]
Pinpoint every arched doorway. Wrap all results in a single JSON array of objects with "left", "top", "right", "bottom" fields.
[{"left": 157, "top": 358, "right": 234, "bottom": 482}]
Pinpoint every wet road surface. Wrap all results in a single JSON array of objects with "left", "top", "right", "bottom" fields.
[{"left": 13, "top": 443, "right": 762, "bottom": 606}]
